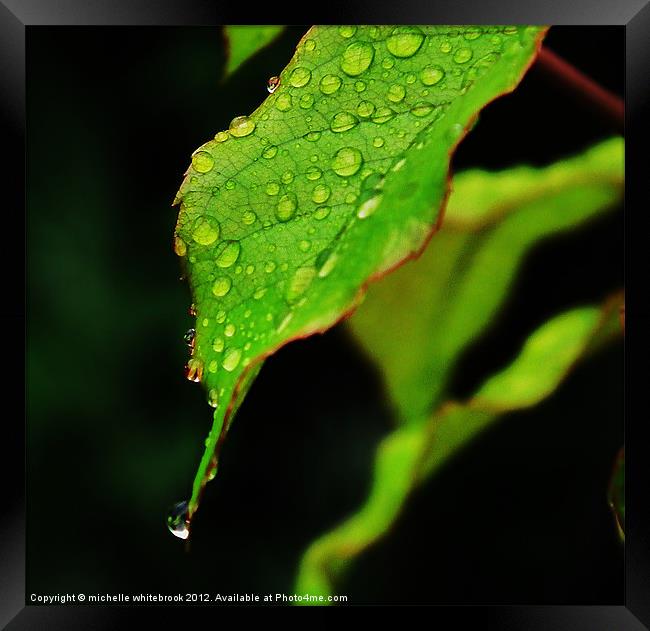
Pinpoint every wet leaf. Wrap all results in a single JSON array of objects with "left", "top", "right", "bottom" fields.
[
  {"left": 223, "top": 26, "right": 285, "bottom": 77},
  {"left": 174, "top": 25, "right": 547, "bottom": 524}
]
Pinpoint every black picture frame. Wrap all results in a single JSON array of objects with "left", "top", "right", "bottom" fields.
[{"left": 4, "top": 0, "right": 647, "bottom": 626}]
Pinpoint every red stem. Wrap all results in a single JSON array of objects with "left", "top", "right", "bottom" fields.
[{"left": 535, "top": 47, "right": 624, "bottom": 133}]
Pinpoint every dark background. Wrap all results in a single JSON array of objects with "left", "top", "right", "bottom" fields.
[{"left": 26, "top": 26, "right": 624, "bottom": 604}]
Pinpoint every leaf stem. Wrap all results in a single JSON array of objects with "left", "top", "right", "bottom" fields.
[{"left": 535, "top": 47, "right": 624, "bottom": 133}]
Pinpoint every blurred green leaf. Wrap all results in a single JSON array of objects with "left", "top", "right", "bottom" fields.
[
  {"left": 296, "top": 300, "right": 623, "bottom": 598},
  {"left": 349, "top": 137, "right": 624, "bottom": 424},
  {"left": 294, "top": 138, "right": 623, "bottom": 599},
  {"left": 608, "top": 447, "right": 625, "bottom": 541},
  {"left": 173, "top": 25, "right": 546, "bottom": 523},
  {"left": 223, "top": 26, "right": 285, "bottom": 77}
]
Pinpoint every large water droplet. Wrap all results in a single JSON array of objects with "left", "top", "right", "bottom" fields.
[
  {"left": 420, "top": 65, "right": 445, "bottom": 85},
  {"left": 319, "top": 74, "right": 342, "bottom": 94},
  {"left": 185, "top": 358, "right": 203, "bottom": 382},
  {"left": 167, "top": 501, "right": 190, "bottom": 540},
  {"left": 341, "top": 42, "right": 375, "bottom": 76},
  {"left": 275, "top": 192, "right": 298, "bottom": 222},
  {"left": 332, "top": 147, "right": 363, "bottom": 177},
  {"left": 453, "top": 47, "right": 473, "bottom": 64},
  {"left": 312, "top": 184, "right": 331, "bottom": 204},
  {"left": 174, "top": 236, "right": 187, "bottom": 257},
  {"left": 267, "top": 76, "right": 280, "bottom": 93},
  {"left": 192, "top": 151, "right": 214, "bottom": 173},
  {"left": 289, "top": 66, "right": 312, "bottom": 88},
  {"left": 386, "top": 27, "right": 425, "bottom": 58},
  {"left": 222, "top": 348, "right": 242, "bottom": 372},
  {"left": 215, "top": 241, "right": 241, "bottom": 268},
  {"left": 330, "top": 111, "right": 359, "bottom": 133},
  {"left": 191, "top": 216, "right": 221, "bottom": 246},
  {"left": 229, "top": 115, "right": 256, "bottom": 137},
  {"left": 212, "top": 276, "right": 232, "bottom": 297}
]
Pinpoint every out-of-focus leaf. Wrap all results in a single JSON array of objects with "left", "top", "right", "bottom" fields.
[
  {"left": 223, "top": 26, "right": 285, "bottom": 77},
  {"left": 348, "top": 137, "right": 624, "bottom": 424},
  {"left": 296, "top": 300, "right": 623, "bottom": 598},
  {"left": 173, "top": 25, "right": 547, "bottom": 524},
  {"left": 608, "top": 447, "right": 625, "bottom": 541}
]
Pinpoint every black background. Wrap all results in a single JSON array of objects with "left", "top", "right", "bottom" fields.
[{"left": 26, "top": 25, "right": 624, "bottom": 604}]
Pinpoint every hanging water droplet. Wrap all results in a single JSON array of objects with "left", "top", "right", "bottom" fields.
[
  {"left": 183, "top": 328, "right": 196, "bottom": 347},
  {"left": 167, "top": 501, "right": 190, "bottom": 540},
  {"left": 174, "top": 236, "right": 187, "bottom": 257},
  {"left": 207, "top": 389, "right": 219, "bottom": 408},
  {"left": 185, "top": 358, "right": 203, "bottom": 383},
  {"left": 229, "top": 115, "right": 256, "bottom": 137},
  {"left": 267, "top": 76, "right": 280, "bottom": 93},
  {"left": 386, "top": 26, "right": 425, "bottom": 58},
  {"left": 341, "top": 41, "right": 375, "bottom": 76}
]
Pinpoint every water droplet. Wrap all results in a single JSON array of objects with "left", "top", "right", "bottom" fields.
[
  {"left": 464, "top": 29, "right": 481, "bottom": 41},
  {"left": 222, "top": 348, "right": 242, "bottom": 372},
  {"left": 224, "top": 323, "right": 236, "bottom": 337},
  {"left": 263, "top": 182, "right": 281, "bottom": 199},
  {"left": 167, "top": 501, "right": 190, "bottom": 540},
  {"left": 208, "top": 388, "right": 219, "bottom": 407},
  {"left": 447, "top": 122, "right": 465, "bottom": 142},
  {"left": 174, "top": 236, "right": 187, "bottom": 257},
  {"left": 386, "top": 26, "right": 425, "bottom": 58},
  {"left": 319, "top": 74, "right": 342, "bottom": 95},
  {"left": 216, "top": 310, "right": 226, "bottom": 324},
  {"left": 387, "top": 84, "right": 406, "bottom": 103},
  {"left": 299, "top": 240, "right": 311, "bottom": 252},
  {"left": 213, "top": 337, "right": 224, "bottom": 352},
  {"left": 275, "top": 192, "right": 298, "bottom": 221},
  {"left": 253, "top": 287, "right": 267, "bottom": 300},
  {"left": 225, "top": 179, "right": 236, "bottom": 190},
  {"left": 406, "top": 73, "right": 416, "bottom": 84},
  {"left": 304, "top": 130, "right": 321, "bottom": 142},
  {"left": 354, "top": 80, "right": 366, "bottom": 92},
  {"left": 281, "top": 170, "right": 294, "bottom": 184},
  {"left": 267, "top": 76, "right": 280, "bottom": 93},
  {"left": 185, "top": 358, "right": 203, "bottom": 383},
  {"left": 304, "top": 38, "right": 317, "bottom": 51},
  {"left": 330, "top": 111, "right": 359, "bottom": 133},
  {"left": 299, "top": 93, "right": 314, "bottom": 109},
  {"left": 212, "top": 276, "right": 232, "bottom": 297},
  {"left": 191, "top": 216, "right": 221, "bottom": 246},
  {"left": 275, "top": 93, "right": 292, "bottom": 111},
  {"left": 440, "top": 41, "right": 452, "bottom": 53},
  {"left": 192, "top": 151, "right": 214, "bottom": 173},
  {"left": 341, "top": 41, "right": 375, "bottom": 76},
  {"left": 411, "top": 101, "right": 436, "bottom": 117},
  {"left": 242, "top": 210, "right": 257, "bottom": 225},
  {"left": 286, "top": 267, "right": 316, "bottom": 303},
  {"left": 382, "top": 57, "right": 395, "bottom": 69},
  {"left": 453, "top": 47, "right": 473, "bottom": 64},
  {"left": 317, "top": 250, "right": 338, "bottom": 277},
  {"left": 183, "top": 328, "right": 196, "bottom": 347},
  {"left": 357, "top": 100, "right": 376, "bottom": 118},
  {"left": 208, "top": 360, "right": 218, "bottom": 374},
  {"left": 420, "top": 65, "right": 445, "bottom": 86},
  {"left": 265, "top": 261, "right": 276, "bottom": 273},
  {"left": 289, "top": 66, "right": 311, "bottom": 88},
  {"left": 314, "top": 205, "right": 331, "bottom": 220},
  {"left": 189, "top": 304, "right": 197, "bottom": 316},
  {"left": 332, "top": 147, "right": 363, "bottom": 177},
  {"left": 373, "top": 137, "right": 385, "bottom": 148},
  {"left": 215, "top": 131, "right": 230, "bottom": 142},
  {"left": 229, "top": 115, "right": 256, "bottom": 137},
  {"left": 338, "top": 25, "right": 356, "bottom": 38},
  {"left": 372, "top": 106, "right": 396, "bottom": 124},
  {"left": 357, "top": 194, "right": 383, "bottom": 218},
  {"left": 306, "top": 165, "right": 322, "bottom": 181},
  {"left": 262, "top": 145, "right": 278, "bottom": 159},
  {"left": 215, "top": 240, "right": 241, "bottom": 268},
  {"left": 312, "top": 183, "right": 331, "bottom": 204}
]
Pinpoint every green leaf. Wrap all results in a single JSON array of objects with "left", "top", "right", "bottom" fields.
[
  {"left": 174, "top": 25, "right": 547, "bottom": 524},
  {"left": 348, "top": 137, "right": 624, "bottom": 424},
  {"left": 296, "top": 300, "right": 623, "bottom": 598},
  {"left": 223, "top": 26, "right": 285, "bottom": 77},
  {"left": 608, "top": 447, "right": 625, "bottom": 541}
]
